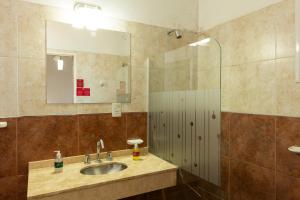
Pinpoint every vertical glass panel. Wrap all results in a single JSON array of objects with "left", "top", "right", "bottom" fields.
[{"left": 148, "top": 37, "right": 221, "bottom": 186}]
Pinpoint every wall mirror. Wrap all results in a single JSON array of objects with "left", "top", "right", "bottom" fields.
[{"left": 46, "top": 21, "right": 131, "bottom": 104}]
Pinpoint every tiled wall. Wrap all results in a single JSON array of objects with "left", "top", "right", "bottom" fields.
[
  {"left": 1, "top": 0, "right": 299, "bottom": 200},
  {"left": 0, "top": 1, "right": 198, "bottom": 200},
  {"left": 0, "top": 112, "right": 147, "bottom": 200},
  {"left": 0, "top": 0, "right": 197, "bottom": 118},
  {"left": 207, "top": 0, "right": 296, "bottom": 117},
  {"left": 208, "top": 0, "right": 300, "bottom": 199},
  {"left": 221, "top": 112, "right": 300, "bottom": 199}
]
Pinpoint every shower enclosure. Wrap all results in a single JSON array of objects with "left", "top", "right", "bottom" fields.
[{"left": 148, "top": 35, "right": 221, "bottom": 188}]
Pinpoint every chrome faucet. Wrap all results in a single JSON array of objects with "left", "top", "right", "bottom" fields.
[
  {"left": 96, "top": 139, "right": 104, "bottom": 162},
  {"left": 84, "top": 154, "right": 91, "bottom": 164},
  {"left": 106, "top": 151, "right": 113, "bottom": 161}
]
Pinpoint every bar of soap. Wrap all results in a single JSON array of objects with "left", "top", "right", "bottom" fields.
[{"left": 127, "top": 139, "right": 143, "bottom": 145}]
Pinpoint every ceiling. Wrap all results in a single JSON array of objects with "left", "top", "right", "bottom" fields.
[
  {"left": 22, "top": 0, "right": 199, "bottom": 31},
  {"left": 22, "top": 0, "right": 284, "bottom": 31}
]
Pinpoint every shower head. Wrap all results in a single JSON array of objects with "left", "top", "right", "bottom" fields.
[{"left": 168, "top": 30, "right": 183, "bottom": 39}]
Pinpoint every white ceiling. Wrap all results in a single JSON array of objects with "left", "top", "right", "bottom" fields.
[
  {"left": 22, "top": 0, "right": 199, "bottom": 31},
  {"left": 23, "top": 0, "right": 284, "bottom": 31},
  {"left": 198, "top": 0, "right": 283, "bottom": 30}
]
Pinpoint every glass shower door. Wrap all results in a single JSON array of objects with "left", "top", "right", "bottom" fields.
[{"left": 148, "top": 37, "right": 221, "bottom": 186}]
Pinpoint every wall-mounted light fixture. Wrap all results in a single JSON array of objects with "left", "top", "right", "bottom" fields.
[
  {"left": 189, "top": 38, "right": 211, "bottom": 47},
  {"left": 72, "top": 2, "right": 102, "bottom": 31}
]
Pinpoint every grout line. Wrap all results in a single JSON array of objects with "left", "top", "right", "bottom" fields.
[
  {"left": 228, "top": 114, "right": 231, "bottom": 200},
  {"left": 76, "top": 115, "right": 80, "bottom": 155},
  {"left": 229, "top": 157, "right": 276, "bottom": 174},
  {"left": 3, "top": 112, "right": 144, "bottom": 118},
  {"left": 15, "top": 118, "right": 18, "bottom": 177},
  {"left": 222, "top": 56, "right": 295, "bottom": 69},
  {"left": 221, "top": 111, "right": 300, "bottom": 119},
  {"left": 125, "top": 113, "right": 128, "bottom": 149},
  {"left": 16, "top": 13, "right": 20, "bottom": 119},
  {"left": 274, "top": 116, "right": 277, "bottom": 199},
  {"left": 274, "top": 15, "right": 278, "bottom": 64}
]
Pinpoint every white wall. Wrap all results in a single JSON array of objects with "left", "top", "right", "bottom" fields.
[
  {"left": 22, "top": 0, "right": 199, "bottom": 31},
  {"left": 198, "top": 0, "right": 283, "bottom": 30}
]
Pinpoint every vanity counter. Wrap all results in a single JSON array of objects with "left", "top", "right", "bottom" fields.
[{"left": 27, "top": 150, "right": 177, "bottom": 200}]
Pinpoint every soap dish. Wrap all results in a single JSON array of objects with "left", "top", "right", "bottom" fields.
[
  {"left": 127, "top": 139, "right": 143, "bottom": 146},
  {"left": 288, "top": 146, "right": 300, "bottom": 154}
]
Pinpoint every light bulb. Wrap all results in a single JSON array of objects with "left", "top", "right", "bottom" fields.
[
  {"left": 189, "top": 38, "right": 211, "bottom": 47},
  {"left": 72, "top": 3, "right": 102, "bottom": 31},
  {"left": 57, "top": 59, "right": 64, "bottom": 71}
]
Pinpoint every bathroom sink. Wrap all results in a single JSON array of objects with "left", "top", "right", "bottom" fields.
[{"left": 80, "top": 162, "right": 127, "bottom": 175}]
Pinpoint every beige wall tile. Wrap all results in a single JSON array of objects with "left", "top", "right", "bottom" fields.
[
  {"left": 1, "top": 0, "right": 295, "bottom": 118},
  {"left": 131, "top": 67, "right": 147, "bottom": 97},
  {"left": 221, "top": 88, "right": 232, "bottom": 112},
  {"left": 221, "top": 67, "right": 231, "bottom": 91},
  {"left": 247, "top": 61, "right": 277, "bottom": 115},
  {"left": 18, "top": 58, "right": 77, "bottom": 116},
  {"left": 123, "top": 94, "right": 147, "bottom": 113},
  {"left": 149, "top": 67, "right": 165, "bottom": 92},
  {"left": 228, "top": 89, "right": 250, "bottom": 113},
  {"left": 17, "top": 2, "right": 46, "bottom": 59},
  {"left": 76, "top": 104, "right": 112, "bottom": 114},
  {"left": 0, "top": 1, "right": 17, "bottom": 57},
  {"left": 275, "top": 57, "right": 300, "bottom": 117},
  {"left": 0, "top": 57, "right": 18, "bottom": 117},
  {"left": 18, "top": 58, "right": 46, "bottom": 116},
  {"left": 273, "top": 0, "right": 295, "bottom": 58},
  {"left": 240, "top": 9, "right": 276, "bottom": 64},
  {"left": 210, "top": 3, "right": 276, "bottom": 67},
  {"left": 12, "top": 1, "right": 189, "bottom": 116},
  {"left": 221, "top": 60, "right": 278, "bottom": 115},
  {"left": 207, "top": 0, "right": 297, "bottom": 117}
]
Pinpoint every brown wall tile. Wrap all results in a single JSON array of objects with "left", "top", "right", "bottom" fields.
[
  {"left": 276, "top": 116, "right": 300, "bottom": 178},
  {"left": 17, "top": 116, "right": 78, "bottom": 175},
  {"left": 78, "top": 114, "right": 127, "bottom": 154},
  {"left": 0, "top": 118, "right": 17, "bottom": 178},
  {"left": 0, "top": 113, "right": 147, "bottom": 199},
  {"left": 221, "top": 113, "right": 230, "bottom": 157},
  {"left": 230, "top": 113, "right": 275, "bottom": 169},
  {"left": 0, "top": 176, "right": 17, "bottom": 200},
  {"left": 230, "top": 159, "right": 275, "bottom": 200},
  {"left": 222, "top": 112, "right": 300, "bottom": 200},
  {"left": 126, "top": 112, "right": 148, "bottom": 148},
  {"left": 221, "top": 157, "right": 229, "bottom": 200},
  {"left": 0, "top": 112, "right": 148, "bottom": 199},
  {"left": 17, "top": 175, "right": 27, "bottom": 200},
  {"left": 276, "top": 172, "right": 300, "bottom": 200}
]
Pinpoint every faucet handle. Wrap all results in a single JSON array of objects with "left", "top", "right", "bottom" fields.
[
  {"left": 84, "top": 154, "right": 91, "bottom": 164},
  {"left": 106, "top": 152, "right": 113, "bottom": 161},
  {"left": 99, "top": 139, "right": 104, "bottom": 149}
]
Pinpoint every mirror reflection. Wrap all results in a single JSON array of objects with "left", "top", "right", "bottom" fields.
[{"left": 46, "top": 21, "right": 131, "bottom": 104}]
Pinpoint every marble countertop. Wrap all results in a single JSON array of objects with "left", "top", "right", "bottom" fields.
[{"left": 27, "top": 152, "right": 177, "bottom": 199}]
